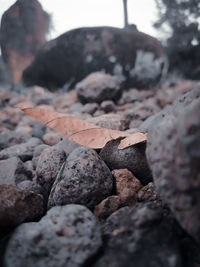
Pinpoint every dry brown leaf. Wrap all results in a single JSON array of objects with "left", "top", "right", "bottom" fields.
[
  {"left": 17, "top": 104, "right": 147, "bottom": 149},
  {"left": 46, "top": 115, "right": 97, "bottom": 135},
  {"left": 118, "top": 132, "right": 147, "bottom": 150},
  {"left": 68, "top": 128, "right": 130, "bottom": 149},
  {"left": 16, "top": 104, "right": 57, "bottom": 121},
  {"left": 17, "top": 104, "right": 97, "bottom": 135}
]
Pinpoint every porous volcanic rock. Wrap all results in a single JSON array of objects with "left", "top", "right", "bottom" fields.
[
  {"left": 146, "top": 88, "right": 200, "bottom": 242},
  {"left": 112, "top": 169, "right": 142, "bottom": 205},
  {"left": 36, "top": 146, "right": 66, "bottom": 196},
  {"left": 76, "top": 72, "right": 121, "bottom": 103},
  {"left": 22, "top": 26, "right": 163, "bottom": 89},
  {"left": 5, "top": 204, "right": 102, "bottom": 267},
  {"left": 94, "top": 202, "right": 182, "bottom": 267},
  {"left": 100, "top": 138, "right": 152, "bottom": 185},
  {"left": 48, "top": 147, "right": 113, "bottom": 209},
  {"left": 0, "top": 184, "right": 44, "bottom": 231}
]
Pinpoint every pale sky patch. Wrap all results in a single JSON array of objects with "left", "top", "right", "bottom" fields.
[{"left": 0, "top": 0, "right": 160, "bottom": 40}]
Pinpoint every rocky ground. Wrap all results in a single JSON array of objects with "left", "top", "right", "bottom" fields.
[{"left": 0, "top": 72, "right": 200, "bottom": 267}]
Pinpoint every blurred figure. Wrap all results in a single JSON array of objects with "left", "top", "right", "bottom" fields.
[{"left": 0, "top": 0, "right": 49, "bottom": 84}]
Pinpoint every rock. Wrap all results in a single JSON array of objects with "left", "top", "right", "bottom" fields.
[
  {"left": 100, "top": 100, "right": 115, "bottom": 113},
  {"left": 88, "top": 113, "right": 128, "bottom": 130},
  {"left": 0, "top": 184, "right": 44, "bottom": 231},
  {"left": 118, "top": 88, "right": 154, "bottom": 105},
  {"left": 0, "top": 56, "right": 10, "bottom": 85},
  {"left": 139, "top": 110, "right": 168, "bottom": 133},
  {"left": 0, "top": 0, "right": 49, "bottom": 83},
  {"left": 146, "top": 88, "right": 200, "bottom": 242},
  {"left": 122, "top": 97, "right": 160, "bottom": 128},
  {"left": 0, "top": 130, "right": 29, "bottom": 150},
  {"left": 0, "top": 137, "right": 42, "bottom": 161},
  {"left": 17, "top": 180, "right": 44, "bottom": 196},
  {"left": 30, "top": 122, "right": 46, "bottom": 139},
  {"left": 155, "top": 80, "right": 196, "bottom": 108},
  {"left": 137, "top": 182, "right": 160, "bottom": 203},
  {"left": 23, "top": 160, "right": 35, "bottom": 179},
  {"left": 32, "top": 144, "right": 49, "bottom": 169},
  {"left": 0, "top": 157, "right": 31, "bottom": 185},
  {"left": 81, "top": 103, "right": 99, "bottom": 115},
  {"left": 22, "top": 27, "right": 163, "bottom": 89},
  {"left": 112, "top": 169, "right": 142, "bottom": 205},
  {"left": 36, "top": 146, "right": 66, "bottom": 196},
  {"left": 76, "top": 72, "right": 121, "bottom": 104},
  {"left": 52, "top": 90, "right": 78, "bottom": 112},
  {"left": 43, "top": 132, "right": 62, "bottom": 146},
  {"left": 68, "top": 102, "right": 84, "bottom": 114},
  {"left": 100, "top": 138, "right": 152, "bottom": 185},
  {"left": 94, "top": 196, "right": 123, "bottom": 223},
  {"left": 55, "top": 138, "right": 81, "bottom": 157},
  {"left": 94, "top": 202, "right": 182, "bottom": 267},
  {"left": 5, "top": 204, "right": 102, "bottom": 267},
  {"left": 48, "top": 147, "right": 113, "bottom": 209}
]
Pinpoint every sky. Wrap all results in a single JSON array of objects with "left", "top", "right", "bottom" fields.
[{"left": 0, "top": 0, "right": 159, "bottom": 40}]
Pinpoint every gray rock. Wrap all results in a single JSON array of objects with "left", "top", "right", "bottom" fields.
[
  {"left": 100, "top": 100, "right": 115, "bottom": 113},
  {"left": 55, "top": 138, "right": 80, "bottom": 157},
  {"left": 88, "top": 113, "right": 128, "bottom": 131},
  {"left": 146, "top": 88, "right": 200, "bottom": 242},
  {"left": 76, "top": 72, "right": 121, "bottom": 104},
  {"left": 30, "top": 122, "right": 46, "bottom": 139},
  {"left": 23, "top": 160, "right": 35, "bottom": 179},
  {"left": 95, "top": 203, "right": 182, "bottom": 267},
  {"left": 118, "top": 88, "right": 154, "bottom": 105},
  {"left": 0, "top": 137, "right": 42, "bottom": 161},
  {"left": 22, "top": 27, "right": 163, "bottom": 90},
  {"left": 0, "top": 184, "right": 44, "bottom": 231},
  {"left": 68, "top": 102, "right": 84, "bottom": 114},
  {"left": 81, "top": 103, "right": 99, "bottom": 115},
  {"left": 48, "top": 147, "right": 113, "bottom": 209},
  {"left": 139, "top": 110, "right": 168, "bottom": 133},
  {"left": 5, "top": 204, "right": 102, "bottom": 267},
  {"left": 100, "top": 138, "right": 152, "bottom": 185},
  {"left": 32, "top": 144, "right": 49, "bottom": 169},
  {"left": 137, "top": 182, "right": 161, "bottom": 203},
  {"left": 17, "top": 180, "right": 44, "bottom": 195},
  {"left": 122, "top": 97, "right": 160, "bottom": 129},
  {"left": 36, "top": 146, "right": 66, "bottom": 195},
  {"left": 0, "top": 157, "right": 31, "bottom": 185},
  {"left": 0, "top": 130, "right": 29, "bottom": 150}
]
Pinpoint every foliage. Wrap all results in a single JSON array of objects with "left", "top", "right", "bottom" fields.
[{"left": 154, "top": 0, "right": 200, "bottom": 79}]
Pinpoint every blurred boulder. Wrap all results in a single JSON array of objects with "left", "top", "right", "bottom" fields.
[
  {"left": 22, "top": 26, "right": 163, "bottom": 89},
  {"left": 95, "top": 203, "right": 183, "bottom": 267},
  {"left": 0, "top": 0, "right": 49, "bottom": 83},
  {"left": 76, "top": 72, "right": 121, "bottom": 103},
  {"left": 0, "top": 56, "right": 10, "bottom": 85},
  {"left": 146, "top": 87, "right": 200, "bottom": 242}
]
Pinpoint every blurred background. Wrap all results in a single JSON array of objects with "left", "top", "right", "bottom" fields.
[
  {"left": 0, "top": 0, "right": 200, "bottom": 87},
  {"left": 1, "top": 0, "right": 159, "bottom": 40}
]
